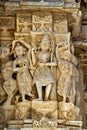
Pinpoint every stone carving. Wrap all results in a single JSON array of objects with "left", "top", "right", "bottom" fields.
[
  {"left": 15, "top": 13, "right": 31, "bottom": 45},
  {"left": 12, "top": 39, "right": 33, "bottom": 102},
  {"left": 0, "top": 46, "right": 10, "bottom": 59},
  {"left": 16, "top": 13, "right": 32, "bottom": 33},
  {"left": 84, "top": 86, "right": 87, "bottom": 102},
  {"left": 54, "top": 15, "right": 68, "bottom": 33},
  {"left": 1, "top": 61, "right": 17, "bottom": 106},
  {"left": 32, "top": 34, "right": 57, "bottom": 101},
  {"left": 0, "top": 17, "right": 15, "bottom": 28},
  {"left": 58, "top": 102, "right": 79, "bottom": 120},
  {"left": 0, "top": 46, "right": 16, "bottom": 122},
  {"left": 33, "top": 117, "right": 57, "bottom": 128},
  {"left": 32, "top": 12, "right": 52, "bottom": 31},
  {"left": 0, "top": 10, "right": 82, "bottom": 129},
  {"left": 0, "top": 17, "right": 15, "bottom": 39},
  {"left": 0, "top": 46, "right": 13, "bottom": 105},
  {"left": 0, "top": 108, "right": 5, "bottom": 123},
  {"left": 15, "top": 102, "right": 32, "bottom": 119},
  {"left": 32, "top": 101, "right": 57, "bottom": 119},
  {"left": 0, "top": 84, "right": 6, "bottom": 104},
  {"left": 56, "top": 40, "right": 72, "bottom": 101},
  {"left": 56, "top": 39, "right": 80, "bottom": 120}
]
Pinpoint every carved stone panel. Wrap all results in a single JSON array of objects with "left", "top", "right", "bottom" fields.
[
  {"left": 16, "top": 13, "right": 32, "bottom": 33},
  {"left": 32, "top": 12, "right": 52, "bottom": 31},
  {"left": 0, "top": 17, "right": 15, "bottom": 37},
  {"left": 0, "top": 17, "right": 15, "bottom": 45},
  {"left": 0, "top": 9, "right": 83, "bottom": 130},
  {"left": 54, "top": 16, "right": 68, "bottom": 34}
]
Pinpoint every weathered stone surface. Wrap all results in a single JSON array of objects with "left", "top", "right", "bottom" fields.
[
  {"left": 5, "top": 2, "right": 20, "bottom": 7},
  {"left": 15, "top": 102, "right": 32, "bottom": 120},
  {"left": 32, "top": 101, "right": 57, "bottom": 119},
  {"left": 20, "top": 1, "right": 64, "bottom": 6},
  {"left": 0, "top": 0, "right": 86, "bottom": 129},
  {"left": 64, "top": 2, "right": 78, "bottom": 8}
]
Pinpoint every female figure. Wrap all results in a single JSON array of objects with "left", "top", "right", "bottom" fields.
[
  {"left": 56, "top": 41, "right": 79, "bottom": 103},
  {"left": 56, "top": 41, "right": 75, "bottom": 102},
  {"left": 56, "top": 41, "right": 80, "bottom": 120},
  {"left": 32, "top": 34, "right": 57, "bottom": 101},
  {"left": 13, "top": 40, "right": 33, "bottom": 102}
]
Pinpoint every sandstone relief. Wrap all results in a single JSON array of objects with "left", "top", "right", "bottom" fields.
[{"left": 0, "top": 11, "right": 83, "bottom": 129}]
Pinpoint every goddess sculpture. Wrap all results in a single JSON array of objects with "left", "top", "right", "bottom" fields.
[
  {"left": 32, "top": 34, "right": 57, "bottom": 101},
  {"left": 12, "top": 39, "right": 33, "bottom": 102},
  {"left": 56, "top": 40, "right": 80, "bottom": 120},
  {"left": 56, "top": 40, "right": 79, "bottom": 103}
]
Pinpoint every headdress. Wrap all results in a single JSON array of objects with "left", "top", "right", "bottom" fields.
[{"left": 40, "top": 34, "right": 50, "bottom": 49}]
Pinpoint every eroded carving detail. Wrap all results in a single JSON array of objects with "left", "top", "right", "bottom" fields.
[
  {"left": 12, "top": 39, "right": 33, "bottom": 102},
  {"left": 32, "top": 12, "right": 52, "bottom": 31},
  {"left": 0, "top": 11, "right": 82, "bottom": 128},
  {"left": 32, "top": 34, "right": 57, "bottom": 101},
  {"left": 16, "top": 13, "right": 32, "bottom": 33},
  {"left": 33, "top": 117, "right": 57, "bottom": 128}
]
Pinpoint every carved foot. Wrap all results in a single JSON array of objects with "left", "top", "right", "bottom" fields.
[
  {"left": 3, "top": 103, "right": 9, "bottom": 106},
  {"left": 28, "top": 93, "right": 33, "bottom": 97},
  {"left": 22, "top": 99, "right": 28, "bottom": 102},
  {"left": 33, "top": 98, "right": 43, "bottom": 101}
]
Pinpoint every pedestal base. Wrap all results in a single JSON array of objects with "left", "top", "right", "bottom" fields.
[
  {"left": 32, "top": 101, "right": 57, "bottom": 119},
  {"left": 4, "top": 128, "right": 82, "bottom": 130},
  {"left": 15, "top": 101, "right": 32, "bottom": 120},
  {"left": 4, "top": 119, "right": 82, "bottom": 130},
  {"left": 0, "top": 105, "right": 15, "bottom": 123}
]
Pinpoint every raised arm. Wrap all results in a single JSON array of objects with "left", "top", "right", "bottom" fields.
[
  {"left": 13, "top": 60, "right": 22, "bottom": 72},
  {"left": 31, "top": 48, "right": 37, "bottom": 66},
  {"left": 19, "top": 38, "right": 31, "bottom": 49}
]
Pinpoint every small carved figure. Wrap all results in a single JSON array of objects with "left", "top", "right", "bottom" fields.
[
  {"left": 69, "top": 42, "right": 80, "bottom": 105},
  {"left": 56, "top": 40, "right": 79, "bottom": 103},
  {"left": 32, "top": 34, "right": 57, "bottom": 101},
  {"left": 58, "top": 61, "right": 73, "bottom": 102},
  {"left": 1, "top": 61, "right": 17, "bottom": 106},
  {"left": 56, "top": 40, "right": 81, "bottom": 120},
  {"left": 56, "top": 41, "right": 73, "bottom": 102},
  {"left": 12, "top": 40, "right": 33, "bottom": 102}
]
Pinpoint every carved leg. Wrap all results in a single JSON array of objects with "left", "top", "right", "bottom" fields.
[
  {"left": 28, "top": 92, "right": 33, "bottom": 97},
  {"left": 4, "top": 94, "right": 13, "bottom": 106},
  {"left": 75, "top": 89, "right": 80, "bottom": 106},
  {"left": 34, "top": 83, "right": 43, "bottom": 101},
  {"left": 22, "top": 93, "right": 26, "bottom": 102},
  {"left": 70, "top": 78, "right": 76, "bottom": 103},
  {"left": 63, "top": 77, "right": 72, "bottom": 102},
  {"left": 27, "top": 83, "right": 33, "bottom": 97},
  {"left": 63, "top": 96, "right": 66, "bottom": 102},
  {"left": 15, "top": 95, "right": 21, "bottom": 103},
  {"left": 45, "top": 83, "right": 52, "bottom": 101}
]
